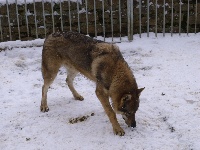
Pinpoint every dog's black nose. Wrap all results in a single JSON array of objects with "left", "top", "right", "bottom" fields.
[{"left": 131, "top": 121, "right": 136, "bottom": 128}]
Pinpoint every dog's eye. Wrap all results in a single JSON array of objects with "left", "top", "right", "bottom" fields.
[
  {"left": 121, "top": 105, "right": 125, "bottom": 111},
  {"left": 122, "top": 103, "right": 126, "bottom": 109}
]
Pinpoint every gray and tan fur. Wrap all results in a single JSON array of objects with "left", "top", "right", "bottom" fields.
[{"left": 41, "top": 31, "right": 144, "bottom": 136}]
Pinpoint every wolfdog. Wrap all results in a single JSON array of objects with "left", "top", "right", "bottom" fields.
[{"left": 40, "top": 31, "right": 144, "bottom": 136}]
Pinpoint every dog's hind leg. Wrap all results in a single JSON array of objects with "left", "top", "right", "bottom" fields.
[
  {"left": 41, "top": 61, "right": 61, "bottom": 112},
  {"left": 66, "top": 67, "right": 84, "bottom": 101}
]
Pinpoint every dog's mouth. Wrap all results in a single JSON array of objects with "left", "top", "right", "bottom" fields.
[{"left": 122, "top": 113, "right": 136, "bottom": 128}]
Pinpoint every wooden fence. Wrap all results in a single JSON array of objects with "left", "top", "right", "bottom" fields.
[{"left": 0, "top": 0, "right": 199, "bottom": 42}]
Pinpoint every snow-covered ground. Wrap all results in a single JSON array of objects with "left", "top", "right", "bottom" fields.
[{"left": 0, "top": 33, "right": 200, "bottom": 150}]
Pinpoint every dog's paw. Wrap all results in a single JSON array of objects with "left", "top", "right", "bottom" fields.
[
  {"left": 74, "top": 95, "right": 84, "bottom": 101},
  {"left": 113, "top": 127, "right": 125, "bottom": 136},
  {"left": 40, "top": 105, "right": 49, "bottom": 112}
]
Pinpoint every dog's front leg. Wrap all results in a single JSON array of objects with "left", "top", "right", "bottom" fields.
[{"left": 95, "top": 84, "right": 125, "bottom": 136}]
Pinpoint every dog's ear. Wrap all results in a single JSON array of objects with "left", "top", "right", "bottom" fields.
[
  {"left": 137, "top": 87, "right": 145, "bottom": 97},
  {"left": 120, "top": 94, "right": 132, "bottom": 110}
]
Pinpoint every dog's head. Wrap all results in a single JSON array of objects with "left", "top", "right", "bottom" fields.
[{"left": 118, "top": 87, "right": 145, "bottom": 128}]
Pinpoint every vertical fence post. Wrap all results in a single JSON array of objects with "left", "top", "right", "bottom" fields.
[
  {"left": 127, "top": 0, "right": 133, "bottom": 41},
  {"left": 119, "top": 0, "right": 121, "bottom": 41},
  {"left": 111, "top": 0, "right": 113, "bottom": 42},
  {"left": 171, "top": 0, "right": 173, "bottom": 37},
  {"left": 127, "top": 0, "right": 130, "bottom": 40},
  {"left": 163, "top": 0, "right": 165, "bottom": 37},
  {"left": 102, "top": 0, "right": 105, "bottom": 41},
  {"left": 68, "top": 0, "right": 72, "bottom": 31},
  {"left": 24, "top": 0, "right": 29, "bottom": 38},
  {"left": 42, "top": 0, "right": 47, "bottom": 38},
  {"left": 187, "top": 0, "right": 189, "bottom": 35},
  {"left": 59, "top": 0, "right": 64, "bottom": 31},
  {"left": 0, "top": 17, "right": 3, "bottom": 41},
  {"left": 33, "top": 0, "right": 38, "bottom": 38},
  {"left": 77, "top": 0, "right": 80, "bottom": 33},
  {"left": 155, "top": 0, "right": 157, "bottom": 37},
  {"left": 51, "top": 0, "right": 55, "bottom": 33},
  {"left": 85, "top": 0, "right": 88, "bottom": 35},
  {"left": 179, "top": 0, "right": 182, "bottom": 35},
  {"left": 15, "top": 0, "right": 21, "bottom": 40},
  {"left": 130, "top": 0, "right": 133, "bottom": 40},
  {"left": 195, "top": 0, "right": 197, "bottom": 34},
  {"left": 139, "top": 0, "right": 141, "bottom": 38},
  {"left": 94, "top": 0, "right": 97, "bottom": 38},
  {"left": 6, "top": 0, "right": 12, "bottom": 41},
  {"left": 147, "top": 0, "right": 149, "bottom": 37}
]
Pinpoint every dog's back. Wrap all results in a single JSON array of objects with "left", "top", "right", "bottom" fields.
[
  {"left": 43, "top": 32, "right": 100, "bottom": 74},
  {"left": 42, "top": 31, "right": 123, "bottom": 81}
]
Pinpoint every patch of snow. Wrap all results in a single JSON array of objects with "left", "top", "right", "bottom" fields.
[{"left": 0, "top": 33, "right": 200, "bottom": 150}]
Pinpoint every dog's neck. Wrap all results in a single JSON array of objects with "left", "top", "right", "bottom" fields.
[{"left": 109, "top": 60, "right": 138, "bottom": 94}]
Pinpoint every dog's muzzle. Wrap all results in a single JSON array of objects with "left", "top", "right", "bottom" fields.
[
  {"left": 131, "top": 121, "right": 136, "bottom": 128},
  {"left": 122, "top": 115, "right": 136, "bottom": 128}
]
